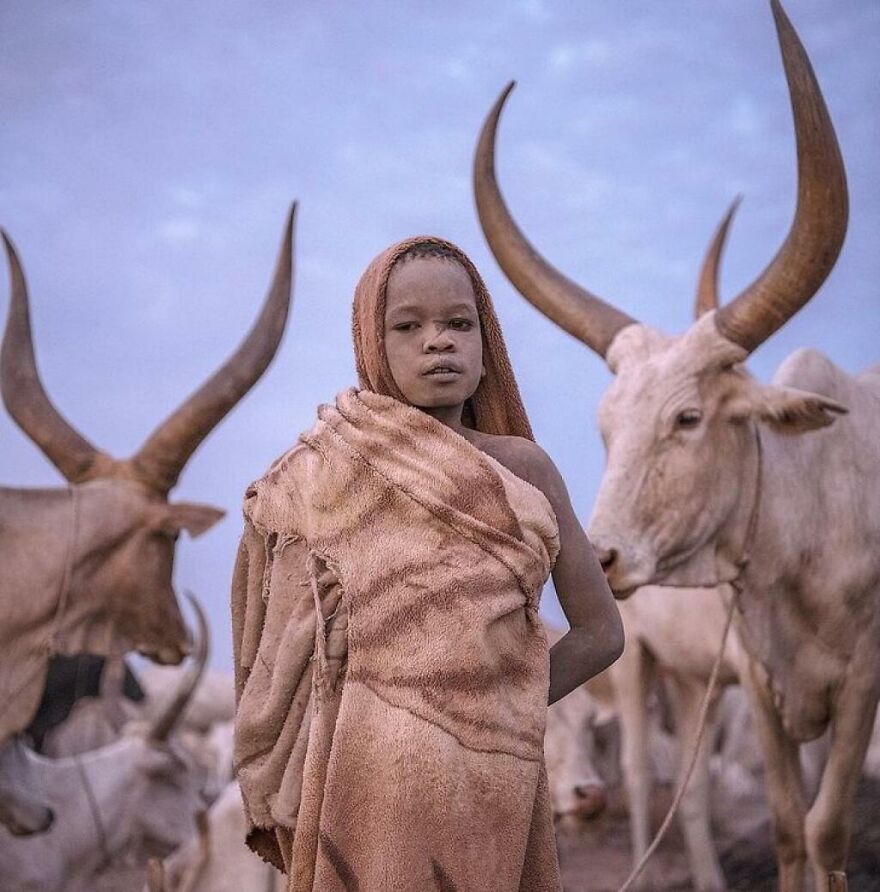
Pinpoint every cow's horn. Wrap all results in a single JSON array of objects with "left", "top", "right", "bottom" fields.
[
  {"left": 473, "top": 83, "right": 637, "bottom": 359},
  {"left": 714, "top": 0, "right": 847, "bottom": 353},
  {"left": 148, "top": 591, "right": 209, "bottom": 742},
  {"left": 131, "top": 204, "right": 297, "bottom": 493},
  {"left": 1, "top": 231, "right": 106, "bottom": 482},
  {"left": 694, "top": 197, "right": 742, "bottom": 319}
]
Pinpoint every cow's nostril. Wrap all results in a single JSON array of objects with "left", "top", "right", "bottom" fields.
[
  {"left": 573, "top": 784, "right": 607, "bottom": 818},
  {"left": 598, "top": 548, "right": 617, "bottom": 572}
]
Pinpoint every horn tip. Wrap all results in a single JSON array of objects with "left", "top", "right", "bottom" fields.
[
  {"left": 284, "top": 202, "right": 297, "bottom": 244},
  {"left": 724, "top": 194, "right": 744, "bottom": 224},
  {"left": 1, "top": 230, "right": 16, "bottom": 258}
]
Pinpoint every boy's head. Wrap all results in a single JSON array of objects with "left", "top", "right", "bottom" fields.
[
  {"left": 352, "top": 236, "right": 534, "bottom": 439},
  {"left": 384, "top": 248, "right": 483, "bottom": 415}
]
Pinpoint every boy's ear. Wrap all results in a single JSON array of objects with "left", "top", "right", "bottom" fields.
[{"left": 726, "top": 382, "right": 847, "bottom": 434}]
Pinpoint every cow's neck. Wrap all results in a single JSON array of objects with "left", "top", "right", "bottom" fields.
[
  {"left": 63, "top": 740, "right": 141, "bottom": 856},
  {"left": 724, "top": 424, "right": 861, "bottom": 739},
  {"left": 737, "top": 424, "right": 847, "bottom": 603}
]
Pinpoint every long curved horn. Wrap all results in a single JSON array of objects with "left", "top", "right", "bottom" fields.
[
  {"left": 714, "top": 0, "right": 848, "bottom": 353},
  {"left": 694, "top": 197, "right": 742, "bottom": 319},
  {"left": 1, "top": 232, "right": 106, "bottom": 482},
  {"left": 474, "top": 83, "right": 637, "bottom": 358},
  {"left": 131, "top": 204, "right": 297, "bottom": 493},
  {"left": 148, "top": 591, "right": 209, "bottom": 742}
]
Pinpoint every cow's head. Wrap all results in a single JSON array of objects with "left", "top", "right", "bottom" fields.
[
  {"left": 121, "top": 594, "right": 211, "bottom": 857},
  {"left": 545, "top": 684, "right": 608, "bottom": 826},
  {"left": 0, "top": 737, "right": 54, "bottom": 835},
  {"left": 1, "top": 206, "right": 296, "bottom": 661},
  {"left": 474, "top": 1, "right": 848, "bottom": 595}
]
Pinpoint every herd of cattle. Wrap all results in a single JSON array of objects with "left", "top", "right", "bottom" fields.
[{"left": 1, "top": 2, "right": 878, "bottom": 890}]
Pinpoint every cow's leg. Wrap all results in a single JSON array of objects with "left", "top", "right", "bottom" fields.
[
  {"left": 804, "top": 675, "right": 879, "bottom": 892},
  {"left": 669, "top": 677, "right": 725, "bottom": 892},
  {"left": 740, "top": 660, "right": 806, "bottom": 891},
  {"left": 800, "top": 732, "right": 830, "bottom": 803},
  {"left": 612, "top": 639, "right": 655, "bottom": 888}
]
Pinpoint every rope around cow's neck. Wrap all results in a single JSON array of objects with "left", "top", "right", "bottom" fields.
[
  {"left": 49, "top": 483, "right": 80, "bottom": 653},
  {"left": 617, "top": 424, "right": 763, "bottom": 892},
  {"left": 74, "top": 752, "right": 112, "bottom": 869}
]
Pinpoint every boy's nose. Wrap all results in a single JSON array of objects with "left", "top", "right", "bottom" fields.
[{"left": 425, "top": 331, "right": 455, "bottom": 352}]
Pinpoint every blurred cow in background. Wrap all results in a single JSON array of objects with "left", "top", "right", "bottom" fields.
[
  {"left": 0, "top": 596, "right": 209, "bottom": 892},
  {"left": 0, "top": 737, "right": 54, "bottom": 837},
  {"left": 475, "top": 2, "right": 879, "bottom": 888},
  {"left": 26, "top": 654, "right": 144, "bottom": 754},
  {"left": 145, "top": 782, "right": 283, "bottom": 892},
  {"left": 544, "top": 624, "right": 615, "bottom": 826},
  {"left": 0, "top": 207, "right": 294, "bottom": 749},
  {"left": 613, "top": 586, "right": 749, "bottom": 891}
]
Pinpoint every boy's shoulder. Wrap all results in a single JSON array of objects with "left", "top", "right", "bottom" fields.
[{"left": 471, "top": 431, "right": 559, "bottom": 492}]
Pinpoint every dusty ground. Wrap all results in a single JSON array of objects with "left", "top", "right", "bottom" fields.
[{"left": 557, "top": 777, "right": 880, "bottom": 892}]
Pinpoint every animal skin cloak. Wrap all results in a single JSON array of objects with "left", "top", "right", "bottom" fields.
[{"left": 232, "top": 388, "right": 562, "bottom": 891}]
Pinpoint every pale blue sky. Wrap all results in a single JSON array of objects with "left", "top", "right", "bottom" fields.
[{"left": 2, "top": 1, "right": 878, "bottom": 667}]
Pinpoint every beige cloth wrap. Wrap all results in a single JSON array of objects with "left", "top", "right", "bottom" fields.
[{"left": 232, "top": 388, "right": 562, "bottom": 891}]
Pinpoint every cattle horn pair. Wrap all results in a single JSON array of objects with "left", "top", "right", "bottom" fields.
[
  {"left": 147, "top": 591, "right": 209, "bottom": 743},
  {"left": 473, "top": 0, "right": 848, "bottom": 356},
  {"left": 1, "top": 204, "right": 296, "bottom": 494}
]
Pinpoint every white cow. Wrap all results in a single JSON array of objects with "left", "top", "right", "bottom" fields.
[
  {"left": 0, "top": 600, "right": 209, "bottom": 892},
  {"left": 544, "top": 624, "right": 614, "bottom": 825},
  {"left": 614, "top": 586, "right": 749, "bottom": 891},
  {"left": 474, "top": 3, "right": 878, "bottom": 889},
  {"left": 146, "top": 782, "right": 283, "bottom": 892},
  {"left": 0, "top": 720, "right": 205, "bottom": 892},
  {"left": 137, "top": 667, "right": 236, "bottom": 734},
  {"left": 0, "top": 737, "right": 53, "bottom": 837}
]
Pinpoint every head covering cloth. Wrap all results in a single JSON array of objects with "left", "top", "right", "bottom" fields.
[{"left": 351, "top": 236, "right": 534, "bottom": 441}]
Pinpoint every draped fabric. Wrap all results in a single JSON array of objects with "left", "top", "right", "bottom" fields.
[{"left": 232, "top": 389, "right": 561, "bottom": 891}]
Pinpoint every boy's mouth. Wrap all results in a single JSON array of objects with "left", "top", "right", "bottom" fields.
[{"left": 422, "top": 362, "right": 461, "bottom": 377}]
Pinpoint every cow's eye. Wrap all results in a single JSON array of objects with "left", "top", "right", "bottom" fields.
[{"left": 676, "top": 408, "right": 702, "bottom": 429}]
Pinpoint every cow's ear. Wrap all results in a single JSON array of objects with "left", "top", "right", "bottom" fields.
[
  {"left": 726, "top": 383, "right": 847, "bottom": 433},
  {"left": 165, "top": 502, "right": 225, "bottom": 538}
]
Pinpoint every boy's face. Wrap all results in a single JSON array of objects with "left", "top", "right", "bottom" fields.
[{"left": 384, "top": 257, "right": 483, "bottom": 414}]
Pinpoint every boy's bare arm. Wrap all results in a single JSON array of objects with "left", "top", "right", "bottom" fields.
[{"left": 519, "top": 441, "right": 625, "bottom": 705}]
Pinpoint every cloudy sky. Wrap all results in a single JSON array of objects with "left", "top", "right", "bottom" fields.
[{"left": 2, "top": 1, "right": 877, "bottom": 668}]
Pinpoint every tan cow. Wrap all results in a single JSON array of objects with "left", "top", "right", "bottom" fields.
[
  {"left": 0, "top": 207, "right": 295, "bottom": 745},
  {"left": 473, "top": 3, "right": 878, "bottom": 889}
]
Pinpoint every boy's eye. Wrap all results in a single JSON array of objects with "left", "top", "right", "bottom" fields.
[
  {"left": 449, "top": 318, "right": 473, "bottom": 331},
  {"left": 393, "top": 322, "right": 418, "bottom": 332}
]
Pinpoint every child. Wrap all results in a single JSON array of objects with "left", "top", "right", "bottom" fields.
[{"left": 232, "top": 236, "right": 623, "bottom": 892}]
